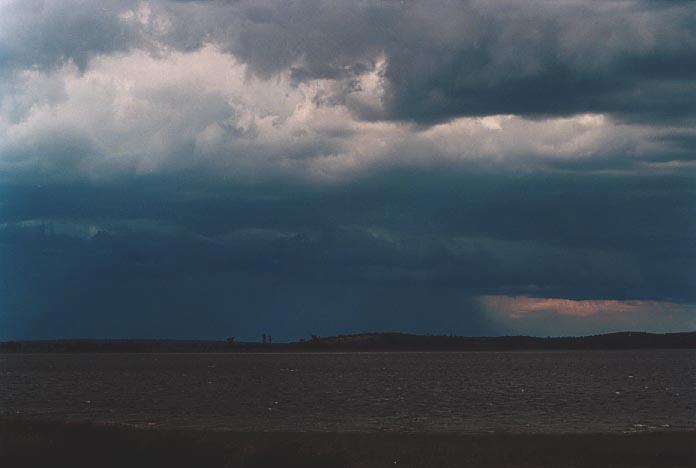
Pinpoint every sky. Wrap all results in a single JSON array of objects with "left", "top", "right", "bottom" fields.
[{"left": 1, "top": 0, "right": 695, "bottom": 340}]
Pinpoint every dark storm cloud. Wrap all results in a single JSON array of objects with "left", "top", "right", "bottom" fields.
[
  {"left": 135, "top": 0, "right": 696, "bottom": 123},
  {"left": 0, "top": 208, "right": 499, "bottom": 340},
  {"left": 1, "top": 165, "right": 693, "bottom": 339},
  {"left": 1, "top": 0, "right": 694, "bottom": 339},
  {"left": 3, "top": 0, "right": 696, "bottom": 123},
  {"left": 0, "top": 0, "right": 140, "bottom": 72},
  {"left": 381, "top": 1, "right": 696, "bottom": 123},
  {"left": 235, "top": 0, "right": 696, "bottom": 123}
]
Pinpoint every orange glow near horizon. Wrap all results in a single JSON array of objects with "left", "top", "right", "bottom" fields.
[{"left": 479, "top": 296, "right": 684, "bottom": 318}]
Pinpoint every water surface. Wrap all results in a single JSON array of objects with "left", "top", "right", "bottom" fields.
[{"left": 1, "top": 350, "right": 694, "bottom": 433}]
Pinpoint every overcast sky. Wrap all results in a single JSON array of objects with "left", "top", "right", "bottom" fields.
[{"left": 1, "top": 0, "right": 694, "bottom": 340}]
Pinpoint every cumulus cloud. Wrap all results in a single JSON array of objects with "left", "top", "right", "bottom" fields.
[{"left": 2, "top": 43, "right": 692, "bottom": 184}]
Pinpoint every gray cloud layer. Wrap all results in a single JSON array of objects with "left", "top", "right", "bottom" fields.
[{"left": 3, "top": 0, "right": 696, "bottom": 123}]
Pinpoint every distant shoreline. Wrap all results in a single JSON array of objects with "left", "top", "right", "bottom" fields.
[
  {"left": 1, "top": 418, "right": 694, "bottom": 468},
  {"left": 2, "top": 331, "right": 695, "bottom": 353}
]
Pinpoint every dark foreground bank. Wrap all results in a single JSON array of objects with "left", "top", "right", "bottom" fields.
[{"left": 1, "top": 419, "right": 694, "bottom": 468}]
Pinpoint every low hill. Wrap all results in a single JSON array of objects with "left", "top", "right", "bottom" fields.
[
  {"left": 291, "top": 331, "right": 696, "bottom": 351},
  {"left": 1, "top": 331, "right": 695, "bottom": 353}
]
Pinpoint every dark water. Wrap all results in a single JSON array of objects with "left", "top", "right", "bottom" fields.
[{"left": 1, "top": 351, "right": 694, "bottom": 434}]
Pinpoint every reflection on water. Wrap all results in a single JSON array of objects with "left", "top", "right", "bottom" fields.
[{"left": 1, "top": 350, "right": 694, "bottom": 433}]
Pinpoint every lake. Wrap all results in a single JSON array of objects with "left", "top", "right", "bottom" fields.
[{"left": 1, "top": 350, "right": 694, "bottom": 433}]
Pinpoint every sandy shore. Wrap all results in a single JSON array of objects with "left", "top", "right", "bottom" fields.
[{"left": 1, "top": 418, "right": 694, "bottom": 468}]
